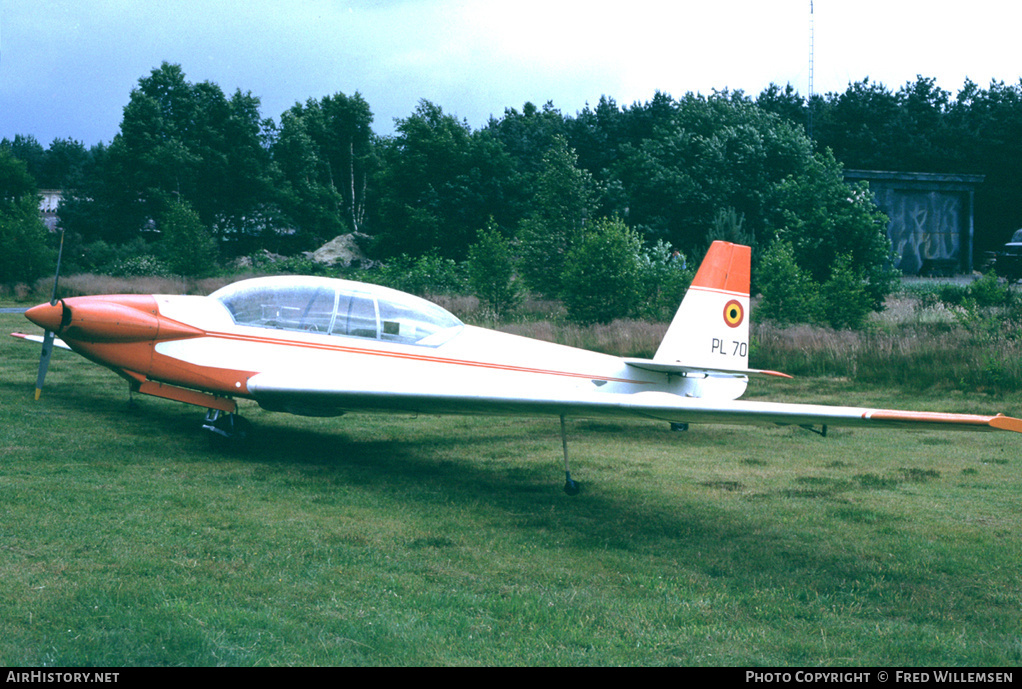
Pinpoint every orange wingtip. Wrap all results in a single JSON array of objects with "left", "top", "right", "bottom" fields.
[
  {"left": 870, "top": 410, "right": 1022, "bottom": 433},
  {"left": 691, "top": 241, "right": 751, "bottom": 295},
  {"left": 990, "top": 414, "right": 1022, "bottom": 434}
]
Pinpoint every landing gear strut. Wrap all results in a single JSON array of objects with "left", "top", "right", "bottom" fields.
[{"left": 561, "top": 414, "right": 580, "bottom": 496}]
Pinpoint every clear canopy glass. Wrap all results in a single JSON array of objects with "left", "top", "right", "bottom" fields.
[{"left": 210, "top": 276, "right": 463, "bottom": 346}]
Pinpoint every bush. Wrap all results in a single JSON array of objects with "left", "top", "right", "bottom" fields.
[
  {"left": 466, "top": 220, "right": 521, "bottom": 318},
  {"left": 636, "top": 240, "right": 692, "bottom": 321},
  {"left": 113, "top": 254, "right": 171, "bottom": 277},
  {"left": 561, "top": 217, "right": 643, "bottom": 325},
  {"left": 160, "top": 199, "right": 218, "bottom": 277},
  {"left": 967, "top": 270, "right": 1014, "bottom": 308},
  {"left": 821, "top": 254, "right": 873, "bottom": 330},
  {"left": 0, "top": 196, "right": 53, "bottom": 287},
  {"left": 756, "top": 240, "right": 823, "bottom": 325},
  {"left": 371, "top": 252, "right": 466, "bottom": 296}
]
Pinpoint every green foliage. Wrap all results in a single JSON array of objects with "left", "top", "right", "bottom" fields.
[
  {"left": 758, "top": 241, "right": 880, "bottom": 331},
  {"left": 560, "top": 217, "right": 644, "bottom": 325},
  {"left": 0, "top": 150, "right": 53, "bottom": 286},
  {"left": 160, "top": 199, "right": 218, "bottom": 277},
  {"left": 925, "top": 274, "right": 1017, "bottom": 312},
  {"left": 0, "top": 196, "right": 53, "bottom": 287},
  {"left": 756, "top": 240, "right": 823, "bottom": 326},
  {"left": 63, "top": 237, "right": 151, "bottom": 275},
  {"left": 372, "top": 100, "right": 520, "bottom": 260},
  {"left": 924, "top": 272, "right": 1022, "bottom": 348},
  {"left": 965, "top": 270, "right": 1015, "bottom": 308},
  {"left": 766, "top": 151, "right": 898, "bottom": 313},
  {"left": 635, "top": 240, "right": 692, "bottom": 321},
  {"left": 706, "top": 207, "right": 754, "bottom": 251},
  {"left": 113, "top": 254, "right": 171, "bottom": 278},
  {"left": 10, "top": 65, "right": 1022, "bottom": 300},
  {"left": 517, "top": 135, "right": 600, "bottom": 297},
  {"left": 237, "top": 252, "right": 330, "bottom": 277},
  {"left": 370, "top": 252, "right": 466, "bottom": 296},
  {"left": 104, "top": 63, "right": 275, "bottom": 246},
  {"left": 466, "top": 219, "right": 521, "bottom": 318},
  {"left": 820, "top": 254, "right": 873, "bottom": 330},
  {"left": 272, "top": 92, "right": 375, "bottom": 244},
  {"left": 611, "top": 92, "right": 816, "bottom": 253}
]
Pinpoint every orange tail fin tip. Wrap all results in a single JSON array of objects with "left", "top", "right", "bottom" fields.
[{"left": 690, "top": 241, "right": 751, "bottom": 295}]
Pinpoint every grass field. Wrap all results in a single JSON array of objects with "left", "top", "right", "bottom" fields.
[{"left": 2, "top": 311, "right": 1021, "bottom": 666}]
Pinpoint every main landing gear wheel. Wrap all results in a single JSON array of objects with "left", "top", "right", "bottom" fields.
[
  {"left": 563, "top": 472, "right": 580, "bottom": 496},
  {"left": 202, "top": 409, "right": 251, "bottom": 448}
]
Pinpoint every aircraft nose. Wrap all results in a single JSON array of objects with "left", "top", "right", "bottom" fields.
[{"left": 25, "top": 301, "right": 66, "bottom": 332}]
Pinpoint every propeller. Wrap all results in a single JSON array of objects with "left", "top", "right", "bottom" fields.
[{"left": 34, "top": 229, "right": 65, "bottom": 400}]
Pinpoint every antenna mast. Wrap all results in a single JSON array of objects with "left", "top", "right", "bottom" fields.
[{"left": 808, "top": 1, "right": 815, "bottom": 139}]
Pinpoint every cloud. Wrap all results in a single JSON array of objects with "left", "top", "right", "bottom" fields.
[{"left": 2, "top": 0, "right": 1020, "bottom": 147}]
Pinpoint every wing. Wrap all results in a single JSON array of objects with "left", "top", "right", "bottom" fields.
[{"left": 245, "top": 371, "right": 1022, "bottom": 434}]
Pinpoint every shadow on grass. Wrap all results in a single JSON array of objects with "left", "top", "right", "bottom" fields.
[{"left": 4, "top": 376, "right": 975, "bottom": 623}]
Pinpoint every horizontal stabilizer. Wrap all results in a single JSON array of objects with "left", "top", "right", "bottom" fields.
[{"left": 623, "top": 358, "right": 792, "bottom": 379}]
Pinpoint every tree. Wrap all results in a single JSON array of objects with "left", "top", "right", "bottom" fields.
[
  {"left": 756, "top": 83, "right": 808, "bottom": 134},
  {"left": 764, "top": 148, "right": 897, "bottom": 311},
  {"left": 821, "top": 253, "right": 873, "bottom": 330},
  {"left": 104, "top": 63, "right": 275, "bottom": 248},
  {"left": 813, "top": 78, "right": 902, "bottom": 170},
  {"left": 485, "top": 101, "right": 566, "bottom": 177},
  {"left": 372, "top": 100, "right": 519, "bottom": 260},
  {"left": 635, "top": 240, "right": 692, "bottom": 322},
  {"left": 466, "top": 219, "right": 521, "bottom": 319},
  {"left": 0, "top": 150, "right": 53, "bottom": 286},
  {"left": 0, "top": 135, "right": 46, "bottom": 183},
  {"left": 612, "top": 91, "right": 818, "bottom": 254},
  {"left": 160, "top": 198, "right": 217, "bottom": 277},
  {"left": 272, "top": 92, "right": 375, "bottom": 245},
  {"left": 517, "top": 135, "right": 600, "bottom": 296},
  {"left": 755, "top": 240, "right": 823, "bottom": 326},
  {"left": 560, "top": 217, "right": 643, "bottom": 325}
]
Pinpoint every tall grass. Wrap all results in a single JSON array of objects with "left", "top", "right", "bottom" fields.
[
  {"left": 47, "top": 273, "right": 235, "bottom": 298},
  {"left": 753, "top": 293, "right": 1022, "bottom": 394}
]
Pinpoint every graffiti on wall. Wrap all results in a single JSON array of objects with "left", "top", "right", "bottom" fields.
[{"left": 872, "top": 188, "right": 964, "bottom": 275}]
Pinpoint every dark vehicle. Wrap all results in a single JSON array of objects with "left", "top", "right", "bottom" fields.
[{"left": 994, "top": 229, "right": 1022, "bottom": 282}]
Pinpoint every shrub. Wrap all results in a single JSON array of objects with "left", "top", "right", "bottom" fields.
[
  {"left": 635, "top": 240, "right": 692, "bottom": 321},
  {"left": 968, "top": 270, "right": 1014, "bottom": 308},
  {"left": 371, "top": 252, "right": 466, "bottom": 296},
  {"left": 756, "top": 240, "right": 823, "bottom": 325},
  {"left": 561, "top": 217, "right": 643, "bottom": 325},
  {"left": 466, "top": 220, "right": 521, "bottom": 319},
  {"left": 114, "top": 254, "right": 171, "bottom": 277},
  {"left": 160, "top": 199, "right": 218, "bottom": 277},
  {"left": 821, "top": 253, "right": 872, "bottom": 330}
]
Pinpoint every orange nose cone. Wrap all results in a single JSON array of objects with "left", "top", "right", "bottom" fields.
[{"left": 25, "top": 301, "right": 64, "bottom": 332}]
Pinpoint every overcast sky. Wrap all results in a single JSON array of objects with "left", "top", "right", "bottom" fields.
[{"left": 2, "top": 0, "right": 1020, "bottom": 147}]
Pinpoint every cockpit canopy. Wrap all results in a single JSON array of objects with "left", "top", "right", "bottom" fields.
[{"left": 210, "top": 276, "right": 463, "bottom": 346}]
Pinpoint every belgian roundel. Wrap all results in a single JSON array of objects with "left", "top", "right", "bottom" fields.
[{"left": 723, "top": 300, "right": 744, "bottom": 328}]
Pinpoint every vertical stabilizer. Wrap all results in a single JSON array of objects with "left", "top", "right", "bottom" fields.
[{"left": 654, "top": 241, "right": 751, "bottom": 371}]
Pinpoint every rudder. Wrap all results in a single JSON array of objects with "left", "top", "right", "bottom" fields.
[{"left": 654, "top": 241, "right": 751, "bottom": 371}]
